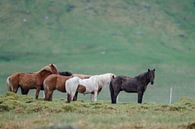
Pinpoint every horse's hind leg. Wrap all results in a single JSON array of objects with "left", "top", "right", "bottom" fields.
[
  {"left": 73, "top": 91, "right": 78, "bottom": 101},
  {"left": 67, "top": 93, "right": 71, "bottom": 103},
  {"left": 35, "top": 87, "right": 41, "bottom": 99},
  {"left": 48, "top": 91, "right": 54, "bottom": 101},
  {"left": 13, "top": 86, "right": 19, "bottom": 93}
]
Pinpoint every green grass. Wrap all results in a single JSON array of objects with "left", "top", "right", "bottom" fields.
[{"left": 0, "top": 93, "right": 195, "bottom": 129}]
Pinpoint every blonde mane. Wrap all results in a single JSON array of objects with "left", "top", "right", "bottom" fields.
[{"left": 35, "top": 64, "right": 57, "bottom": 73}]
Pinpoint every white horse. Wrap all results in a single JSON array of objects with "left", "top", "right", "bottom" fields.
[
  {"left": 65, "top": 73, "right": 116, "bottom": 102},
  {"left": 65, "top": 76, "right": 80, "bottom": 101}
]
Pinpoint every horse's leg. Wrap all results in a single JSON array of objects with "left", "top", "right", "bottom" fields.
[
  {"left": 67, "top": 93, "right": 71, "bottom": 103},
  {"left": 48, "top": 91, "right": 54, "bottom": 101},
  {"left": 112, "top": 90, "right": 120, "bottom": 104},
  {"left": 90, "top": 94, "right": 94, "bottom": 102},
  {"left": 137, "top": 91, "right": 144, "bottom": 104},
  {"left": 110, "top": 85, "right": 115, "bottom": 103},
  {"left": 93, "top": 91, "right": 98, "bottom": 102},
  {"left": 44, "top": 89, "right": 48, "bottom": 101},
  {"left": 110, "top": 82, "right": 120, "bottom": 104},
  {"left": 110, "top": 85, "right": 120, "bottom": 104},
  {"left": 73, "top": 91, "right": 78, "bottom": 101},
  {"left": 98, "top": 88, "right": 102, "bottom": 95},
  {"left": 13, "top": 86, "right": 19, "bottom": 93},
  {"left": 35, "top": 87, "right": 41, "bottom": 99},
  {"left": 21, "top": 88, "right": 29, "bottom": 95}
]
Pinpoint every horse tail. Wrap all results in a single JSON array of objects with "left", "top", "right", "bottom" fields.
[
  {"left": 6, "top": 76, "right": 13, "bottom": 92},
  {"left": 109, "top": 80, "right": 116, "bottom": 103},
  {"left": 66, "top": 77, "right": 80, "bottom": 101},
  {"left": 43, "top": 79, "right": 49, "bottom": 100},
  {"left": 109, "top": 80, "right": 114, "bottom": 101}
]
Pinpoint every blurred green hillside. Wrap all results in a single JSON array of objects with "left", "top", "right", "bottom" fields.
[{"left": 0, "top": 0, "right": 195, "bottom": 103}]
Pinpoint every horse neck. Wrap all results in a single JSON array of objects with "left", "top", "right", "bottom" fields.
[
  {"left": 136, "top": 72, "right": 150, "bottom": 86},
  {"left": 38, "top": 70, "right": 52, "bottom": 79}
]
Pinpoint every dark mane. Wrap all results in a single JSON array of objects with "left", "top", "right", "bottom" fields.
[
  {"left": 135, "top": 72, "right": 148, "bottom": 80},
  {"left": 59, "top": 71, "right": 72, "bottom": 76}
]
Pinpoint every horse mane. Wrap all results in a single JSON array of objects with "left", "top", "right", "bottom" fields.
[
  {"left": 35, "top": 64, "right": 56, "bottom": 73},
  {"left": 59, "top": 71, "right": 72, "bottom": 76},
  {"left": 135, "top": 71, "right": 148, "bottom": 80}
]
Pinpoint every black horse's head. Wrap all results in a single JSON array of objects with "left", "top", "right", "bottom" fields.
[{"left": 148, "top": 69, "right": 155, "bottom": 85}]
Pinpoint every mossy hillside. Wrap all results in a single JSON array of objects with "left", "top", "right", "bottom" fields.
[
  {"left": 1, "top": 92, "right": 195, "bottom": 113},
  {"left": 0, "top": 93, "right": 195, "bottom": 129}
]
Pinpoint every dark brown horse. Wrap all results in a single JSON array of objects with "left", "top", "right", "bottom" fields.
[
  {"left": 110, "top": 69, "right": 155, "bottom": 104},
  {"left": 6, "top": 64, "right": 58, "bottom": 99}
]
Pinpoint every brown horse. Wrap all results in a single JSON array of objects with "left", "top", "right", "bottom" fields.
[
  {"left": 44, "top": 73, "right": 92, "bottom": 102},
  {"left": 6, "top": 64, "right": 58, "bottom": 99},
  {"left": 43, "top": 74, "right": 72, "bottom": 101}
]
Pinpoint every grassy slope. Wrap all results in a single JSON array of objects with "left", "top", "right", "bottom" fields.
[
  {"left": 0, "top": 0, "right": 195, "bottom": 103},
  {"left": 0, "top": 93, "right": 195, "bottom": 129}
]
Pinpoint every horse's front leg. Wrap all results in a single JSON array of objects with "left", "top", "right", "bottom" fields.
[
  {"left": 137, "top": 91, "right": 144, "bottom": 104},
  {"left": 93, "top": 91, "right": 98, "bottom": 102},
  {"left": 90, "top": 94, "right": 94, "bottom": 102},
  {"left": 35, "top": 87, "right": 41, "bottom": 99}
]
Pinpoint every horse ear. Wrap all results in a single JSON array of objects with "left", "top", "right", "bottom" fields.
[
  {"left": 148, "top": 69, "right": 150, "bottom": 72},
  {"left": 50, "top": 64, "right": 55, "bottom": 68}
]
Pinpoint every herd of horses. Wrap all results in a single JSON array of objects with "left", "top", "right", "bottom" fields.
[{"left": 6, "top": 64, "right": 155, "bottom": 104}]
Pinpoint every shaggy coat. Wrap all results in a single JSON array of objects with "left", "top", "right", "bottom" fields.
[
  {"left": 6, "top": 64, "right": 58, "bottom": 99},
  {"left": 43, "top": 74, "right": 74, "bottom": 102},
  {"left": 110, "top": 69, "right": 155, "bottom": 104},
  {"left": 66, "top": 73, "right": 116, "bottom": 102}
]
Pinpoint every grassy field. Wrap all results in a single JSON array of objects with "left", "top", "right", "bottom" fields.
[
  {"left": 0, "top": 93, "right": 195, "bottom": 129},
  {"left": 0, "top": 0, "right": 195, "bottom": 128}
]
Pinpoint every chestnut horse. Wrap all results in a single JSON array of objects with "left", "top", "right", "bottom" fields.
[
  {"left": 43, "top": 74, "right": 73, "bottom": 102},
  {"left": 66, "top": 73, "right": 116, "bottom": 102},
  {"left": 6, "top": 64, "right": 58, "bottom": 99}
]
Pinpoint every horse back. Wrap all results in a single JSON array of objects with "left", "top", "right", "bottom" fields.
[
  {"left": 18, "top": 73, "right": 40, "bottom": 88},
  {"left": 112, "top": 76, "right": 139, "bottom": 92}
]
